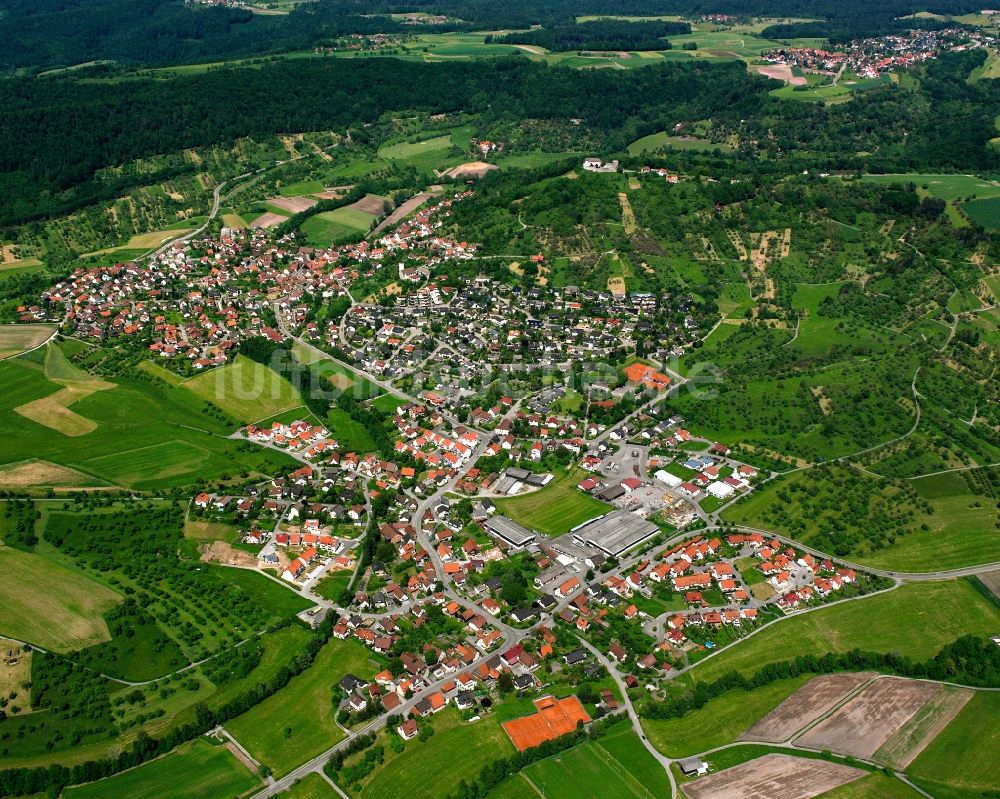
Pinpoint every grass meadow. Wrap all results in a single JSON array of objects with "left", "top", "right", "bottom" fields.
[
  {"left": 908, "top": 691, "right": 1000, "bottom": 799},
  {"left": 494, "top": 468, "right": 610, "bottom": 536},
  {"left": 354, "top": 707, "right": 513, "bottom": 799},
  {"left": 0, "top": 356, "right": 296, "bottom": 490},
  {"left": 183, "top": 355, "right": 303, "bottom": 423},
  {"left": 641, "top": 676, "right": 813, "bottom": 758},
  {"left": 687, "top": 580, "right": 1000, "bottom": 684},
  {"left": 227, "top": 638, "right": 381, "bottom": 777},
  {"left": 62, "top": 738, "right": 259, "bottom": 799},
  {"left": 0, "top": 545, "right": 120, "bottom": 651}
]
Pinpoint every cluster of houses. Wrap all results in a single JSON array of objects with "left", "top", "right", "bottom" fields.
[
  {"left": 32, "top": 192, "right": 480, "bottom": 373},
  {"left": 763, "top": 27, "right": 994, "bottom": 79},
  {"left": 246, "top": 419, "right": 338, "bottom": 460},
  {"left": 333, "top": 612, "right": 562, "bottom": 722},
  {"left": 333, "top": 275, "right": 709, "bottom": 417},
  {"left": 653, "top": 442, "right": 757, "bottom": 502}
]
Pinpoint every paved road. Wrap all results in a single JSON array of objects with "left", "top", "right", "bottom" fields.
[
  {"left": 247, "top": 643, "right": 508, "bottom": 798},
  {"left": 575, "top": 636, "right": 677, "bottom": 797}
]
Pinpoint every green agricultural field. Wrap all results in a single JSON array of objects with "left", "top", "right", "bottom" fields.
[
  {"left": 688, "top": 580, "right": 1000, "bottom": 684},
  {"left": 62, "top": 738, "right": 260, "bottom": 799},
  {"left": 183, "top": 355, "right": 303, "bottom": 423},
  {"left": 857, "top": 173, "right": 1000, "bottom": 202},
  {"left": 487, "top": 777, "right": 541, "bottom": 799},
  {"left": 962, "top": 196, "right": 1000, "bottom": 229},
  {"left": 594, "top": 722, "right": 673, "bottom": 796},
  {"left": 279, "top": 773, "right": 340, "bottom": 799},
  {"left": 641, "top": 676, "right": 812, "bottom": 758},
  {"left": 520, "top": 732, "right": 663, "bottom": 799},
  {"left": 0, "top": 545, "right": 120, "bottom": 652},
  {"left": 494, "top": 468, "right": 610, "bottom": 536},
  {"left": 379, "top": 135, "right": 453, "bottom": 160},
  {"left": 227, "top": 638, "right": 380, "bottom": 777},
  {"left": 908, "top": 691, "right": 1000, "bottom": 799},
  {"left": 816, "top": 772, "right": 925, "bottom": 798},
  {"left": 80, "top": 440, "right": 238, "bottom": 490},
  {"left": 495, "top": 152, "right": 575, "bottom": 170},
  {"left": 631, "top": 132, "right": 734, "bottom": 153},
  {"left": 0, "top": 358, "right": 296, "bottom": 489},
  {"left": 0, "top": 324, "right": 55, "bottom": 359},
  {"left": 300, "top": 206, "right": 377, "bottom": 247},
  {"left": 356, "top": 707, "right": 514, "bottom": 799}
]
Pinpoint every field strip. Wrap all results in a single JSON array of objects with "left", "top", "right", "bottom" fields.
[
  {"left": 785, "top": 674, "right": 880, "bottom": 741},
  {"left": 521, "top": 773, "right": 547, "bottom": 797},
  {"left": 872, "top": 682, "right": 974, "bottom": 768},
  {"left": 592, "top": 741, "right": 657, "bottom": 799}
]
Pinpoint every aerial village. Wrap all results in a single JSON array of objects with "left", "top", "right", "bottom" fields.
[
  {"left": 762, "top": 26, "right": 997, "bottom": 78},
  {"left": 29, "top": 184, "right": 890, "bottom": 750}
]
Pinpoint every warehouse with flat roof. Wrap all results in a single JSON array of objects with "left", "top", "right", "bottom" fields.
[
  {"left": 484, "top": 515, "right": 537, "bottom": 550},
  {"left": 571, "top": 509, "right": 659, "bottom": 557}
]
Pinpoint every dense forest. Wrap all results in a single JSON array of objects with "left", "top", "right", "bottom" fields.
[
  {"left": 0, "top": 57, "right": 768, "bottom": 226},
  {"left": 0, "top": 0, "right": 987, "bottom": 72},
  {"left": 489, "top": 20, "right": 689, "bottom": 51},
  {"left": 2, "top": 46, "right": 997, "bottom": 230},
  {"left": 0, "top": 0, "right": 464, "bottom": 72}
]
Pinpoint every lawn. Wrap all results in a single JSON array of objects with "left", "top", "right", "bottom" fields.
[
  {"left": 227, "top": 638, "right": 379, "bottom": 777},
  {"left": 314, "top": 570, "right": 352, "bottom": 600},
  {"left": 370, "top": 393, "right": 406, "bottom": 414},
  {"left": 688, "top": 580, "right": 1000, "bottom": 684},
  {"left": 62, "top": 738, "right": 259, "bottom": 799},
  {"left": 0, "top": 358, "right": 297, "bottom": 490},
  {"left": 908, "top": 691, "right": 1000, "bottom": 798},
  {"left": 494, "top": 468, "right": 610, "bottom": 536},
  {"left": 279, "top": 773, "right": 339, "bottom": 799},
  {"left": 520, "top": 728, "right": 666, "bottom": 799},
  {"left": 641, "top": 676, "right": 813, "bottom": 758},
  {"left": 300, "top": 206, "right": 376, "bottom": 247},
  {"left": 183, "top": 355, "right": 303, "bottom": 423},
  {"left": 327, "top": 407, "right": 377, "bottom": 453},
  {"left": 357, "top": 708, "right": 514, "bottom": 799},
  {"left": 0, "top": 545, "right": 120, "bottom": 652}
]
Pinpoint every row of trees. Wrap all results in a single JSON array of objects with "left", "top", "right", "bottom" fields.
[
  {"left": 489, "top": 19, "right": 689, "bottom": 51},
  {"left": 643, "top": 635, "right": 1000, "bottom": 721}
]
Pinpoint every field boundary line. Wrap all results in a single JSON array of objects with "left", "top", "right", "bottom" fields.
[{"left": 592, "top": 740, "right": 658, "bottom": 799}]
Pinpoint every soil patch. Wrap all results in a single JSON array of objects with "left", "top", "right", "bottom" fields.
[
  {"left": 796, "top": 677, "right": 941, "bottom": 760},
  {"left": 742, "top": 673, "right": 875, "bottom": 743},
  {"left": 682, "top": 753, "right": 865, "bottom": 799}
]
